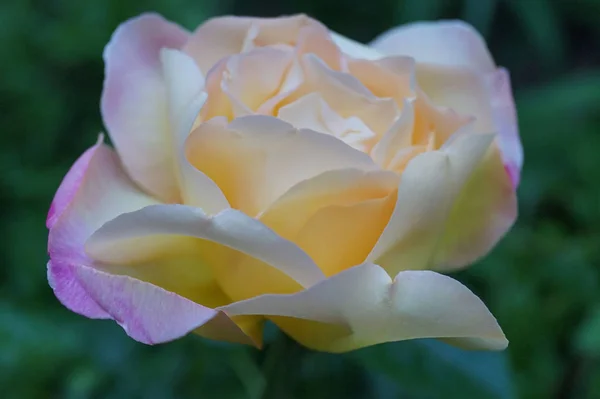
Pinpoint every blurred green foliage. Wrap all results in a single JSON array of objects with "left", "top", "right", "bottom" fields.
[{"left": 1, "top": 0, "right": 599, "bottom": 398}]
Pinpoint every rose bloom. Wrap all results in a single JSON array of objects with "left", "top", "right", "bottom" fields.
[{"left": 47, "top": 13, "right": 522, "bottom": 353}]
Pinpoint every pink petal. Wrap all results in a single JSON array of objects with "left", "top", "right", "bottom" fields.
[
  {"left": 73, "top": 263, "right": 255, "bottom": 345},
  {"left": 48, "top": 260, "right": 110, "bottom": 319},
  {"left": 487, "top": 68, "right": 523, "bottom": 187},
  {"left": 101, "top": 13, "right": 190, "bottom": 201},
  {"left": 47, "top": 137, "right": 101, "bottom": 229},
  {"left": 47, "top": 142, "right": 158, "bottom": 315},
  {"left": 47, "top": 142, "right": 258, "bottom": 345}
]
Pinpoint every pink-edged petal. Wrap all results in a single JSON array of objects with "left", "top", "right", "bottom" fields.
[
  {"left": 367, "top": 130, "right": 495, "bottom": 273},
  {"left": 48, "top": 260, "right": 110, "bottom": 319},
  {"left": 371, "top": 20, "right": 496, "bottom": 73},
  {"left": 47, "top": 136, "right": 101, "bottom": 229},
  {"left": 222, "top": 263, "right": 507, "bottom": 353},
  {"left": 186, "top": 115, "right": 378, "bottom": 217},
  {"left": 72, "top": 264, "right": 256, "bottom": 346},
  {"left": 85, "top": 204, "right": 325, "bottom": 300},
  {"left": 487, "top": 68, "right": 523, "bottom": 187},
  {"left": 47, "top": 141, "right": 158, "bottom": 316},
  {"left": 416, "top": 64, "right": 522, "bottom": 187},
  {"left": 101, "top": 13, "right": 190, "bottom": 202},
  {"left": 48, "top": 143, "right": 159, "bottom": 263},
  {"left": 47, "top": 141, "right": 260, "bottom": 344}
]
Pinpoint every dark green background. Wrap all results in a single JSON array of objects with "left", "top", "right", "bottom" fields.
[{"left": 2, "top": 0, "right": 600, "bottom": 398}]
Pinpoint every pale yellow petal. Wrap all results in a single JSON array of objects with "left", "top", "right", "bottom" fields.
[
  {"left": 277, "top": 93, "right": 376, "bottom": 151},
  {"left": 260, "top": 168, "right": 398, "bottom": 276},
  {"left": 186, "top": 116, "right": 377, "bottom": 216},
  {"left": 367, "top": 130, "right": 494, "bottom": 274},
  {"left": 85, "top": 204, "right": 326, "bottom": 306},
  {"left": 279, "top": 54, "right": 399, "bottom": 139},
  {"left": 222, "top": 263, "right": 507, "bottom": 352}
]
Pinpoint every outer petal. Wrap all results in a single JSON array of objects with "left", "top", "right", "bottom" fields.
[
  {"left": 222, "top": 263, "right": 507, "bottom": 353},
  {"left": 47, "top": 143, "right": 255, "bottom": 345},
  {"left": 47, "top": 137, "right": 101, "bottom": 229},
  {"left": 48, "top": 142, "right": 159, "bottom": 318},
  {"left": 72, "top": 264, "right": 257, "bottom": 346},
  {"left": 101, "top": 13, "right": 190, "bottom": 202},
  {"left": 416, "top": 65, "right": 523, "bottom": 186},
  {"left": 487, "top": 68, "right": 523, "bottom": 187},
  {"left": 370, "top": 20, "right": 496, "bottom": 73},
  {"left": 367, "top": 130, "right": 497, "bottom": 274},
  {"left": 85, "top": 204, "right": 326, "bottom": 300},
  {"left": 430, "top": 141, "right": 517, "bottom": 269},
  {"left": 186, "top": 115, "right": 378, "bottom": 216}
]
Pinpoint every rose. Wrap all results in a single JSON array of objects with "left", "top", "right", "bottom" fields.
[{"left": 47, "top": 13, "right": 521, "bottom": 353}]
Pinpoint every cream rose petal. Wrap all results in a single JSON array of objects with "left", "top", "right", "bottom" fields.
[
  {"left": 370, "top": 99, "right": 415, "bottom": 168},
  {"left": 85, "top": 204, "right": 325, "bottom": 289},
  {"left": 101, "top": 13, "right": 189, "bottom": 201},
  {"left": 416, "top": 65, "right": 522, "bottom": 184},
  {"left": 330, "top": 32, "right": 383, "bottom": 60},
  {"left": 370, "top": 20, "right": 496, "bottom": 73},
  {"left": 277, "top": 93, "right": 376, "bottom": 151},
  {"left": 184, "top": 14, "right": 318, "bottom": 75},
  {"left": 368, "top": 20, "right": 523, "bottom": 183},
  {"left": 260, "top": 168, "right": 398, "bottom": 276},
  {"left": 367, "top": 130, "right": 497, "bottom": 274},
  {"left": 293, "top": 54, "right": 399, "bottom": 137},
  {"left": 159, "top": 48, "right": 230, "bottom": 213},
  {"left": 347, "top": 56, "right": 416, "bottom": 105},
  {"left": 221, "top": 263, "right": 507, "bottom": 353},
  {"left": 47, "top": 143, "right": 255, "bottom": 345},
  {"left": 186, "top": 115, "right": 378, "bottom": 216}
]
